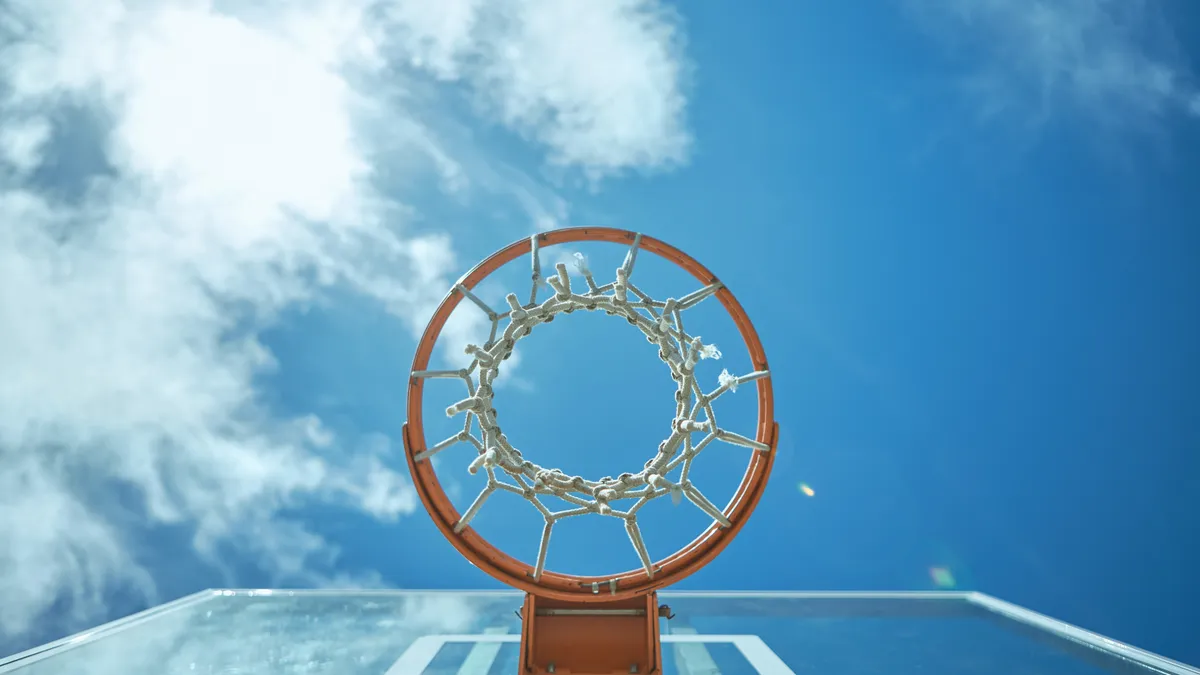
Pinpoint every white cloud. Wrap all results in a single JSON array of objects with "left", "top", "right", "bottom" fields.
[
  {"left": 0, "top": 453, "right": 157, "bottom": 640},
  {"left": 907, "top": 0, "right": 1200, "bottom": 129},
  {"left": 0, "top": 0, "right": 689, "bottom": 647},
  {"left": 384, "top": 0, "right": 692, "bottom": 179},
  {"left": 0, "top": 116, "right": 51, "bottom": 175}
]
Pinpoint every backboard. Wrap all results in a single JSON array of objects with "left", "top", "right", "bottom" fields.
[{"left": 3, "top": 589, "right": 1197, "bottom": 675}]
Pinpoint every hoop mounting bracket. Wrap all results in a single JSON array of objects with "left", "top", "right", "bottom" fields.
[{"left": 518, "top": 592, "right": 669, "bottom": 674}]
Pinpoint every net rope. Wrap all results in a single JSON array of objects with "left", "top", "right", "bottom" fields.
[{"left": 412, "top": 234, "right": 772, "bottom": 586}]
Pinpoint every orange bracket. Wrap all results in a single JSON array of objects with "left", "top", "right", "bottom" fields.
[{"left": 519, "top": 592, "right": 670, "bottom": 674}]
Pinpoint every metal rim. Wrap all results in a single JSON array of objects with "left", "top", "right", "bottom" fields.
[{"left": 403, "top": 227, "right": 777, "bottom": 602}]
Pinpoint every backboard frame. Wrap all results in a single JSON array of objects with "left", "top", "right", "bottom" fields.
[{"left": 2, "top": 590, "right": 1197, "bottom": 675}]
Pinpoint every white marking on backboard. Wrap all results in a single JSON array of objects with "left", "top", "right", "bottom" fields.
[
  {"left": 458, "top": 626, "right": 508, "bottom": 675},
  {"left": 387, "top": 633, "right": 796, "bottom": 675},
  {"left": 386, "top": 636, "right": 441, "bottom": 675},
  {"left": 670, "top": 625, "right": 719, "bottom": 675}
]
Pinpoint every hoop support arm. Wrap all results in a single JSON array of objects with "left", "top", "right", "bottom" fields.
[{"left": 519, "top": 592, "right": 669, "bottom": 674}]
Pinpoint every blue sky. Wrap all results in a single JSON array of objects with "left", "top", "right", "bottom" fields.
[{"left": 1, "top": 0, "right": 1199, "bottom": 667}]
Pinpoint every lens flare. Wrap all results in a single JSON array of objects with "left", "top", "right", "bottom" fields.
[{"left": 929, "top": 566, "right": 956, "bottom": 588}]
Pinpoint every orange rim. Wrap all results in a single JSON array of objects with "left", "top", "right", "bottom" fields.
[{"left": 403, "top": 227, "right": 777, "bottom": 602}]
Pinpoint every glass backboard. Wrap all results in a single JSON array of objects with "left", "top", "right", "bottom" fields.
[{"left": 1, "top": 590, "right": 1196, "bottom": 675}]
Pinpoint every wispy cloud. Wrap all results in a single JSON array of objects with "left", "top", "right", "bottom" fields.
[
  {"left": 0, "top": 0, "right": 689, "bottom": 646},
  {"left": 906, "top": 0, "right": 1199, "bottom": 131},
  {"left": 385, "top": 0, "right": 692, "bottom": 179}
]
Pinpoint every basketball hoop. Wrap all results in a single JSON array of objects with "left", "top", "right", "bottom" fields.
[{"left": 403, "top": 227, "right": 777, "bottom": 674}]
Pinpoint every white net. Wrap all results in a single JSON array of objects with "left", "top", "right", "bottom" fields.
[{"left": 412, "top": 234, "right": 772, "bottom": 584}]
